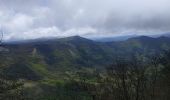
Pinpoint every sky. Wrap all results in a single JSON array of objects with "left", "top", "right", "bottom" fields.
[{"left": 0, "top": 0, "right": 170, "bottom": 41}]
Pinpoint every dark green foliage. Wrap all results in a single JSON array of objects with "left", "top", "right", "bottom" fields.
[
  {"left": 3, "top": 62, "right": 41, "bottom": 80},
  {"left": 73, "top": 56, "right": 167, "bottom": 100},
  {"left": 0, "top": 74, "right": 24, "bottom": 100}
]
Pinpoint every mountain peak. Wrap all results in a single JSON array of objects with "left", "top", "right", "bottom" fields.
[
  {"left": 128, "top": 36, "right": 154, "bottom": 41},
  {"left": 67, "top": 35, "right": 84, "bottom": 40},
  {"left": 58, "top": 35, "right": 93, "bottom": 43}
]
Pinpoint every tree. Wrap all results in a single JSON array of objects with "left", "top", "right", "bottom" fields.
[
  {"left": 0, "top": 73, "right": 24, "bottom": 100},
  {"left": 0, "top": 29, "right": 24, "bottom": 100},
  {"left": 0, "top": 29, "right": 3, "bottom": 44}
]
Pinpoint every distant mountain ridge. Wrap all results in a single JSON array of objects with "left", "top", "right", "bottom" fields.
[
  {"left": 1, "top": 35, "right": 170, "bottom": 80},
  {"left": 88, "top": 32, "right": 170, "bottom": 42},
  {"left": 3, "top": 32, "right": 170, "bottom": 44}
]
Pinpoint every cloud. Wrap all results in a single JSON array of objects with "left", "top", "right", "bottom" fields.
[
  {"left": 4, "top": 14, "right": 34, "bottom": 33},
  {"left": 5, "top": 26, "right": 60, "bottom": 40},
  {"left": 4, "top": 26, "right": 97, "bottom": 41},
  {"left": 0, "top": 0, "right": 170, "bottom": 40}
]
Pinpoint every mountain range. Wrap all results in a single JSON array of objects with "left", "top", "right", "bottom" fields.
[
  {"left": 88, "top": 32, "right": 170, "bottom": 42},
  {"left": 0, "top": 35, "right": 170, "bottom": 81}
]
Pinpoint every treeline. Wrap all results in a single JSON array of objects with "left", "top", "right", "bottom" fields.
[{"left": 71, "top": 51, "right": 170, "bottom": 100}]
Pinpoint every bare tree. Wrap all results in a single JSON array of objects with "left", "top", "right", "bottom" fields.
[{"left": 0, "top": 29, "right": 3, "bottom": 45}]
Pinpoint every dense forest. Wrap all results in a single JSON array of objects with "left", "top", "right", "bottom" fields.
[{"left": 0, "top": 36, "right": 170, "bottom": 100}]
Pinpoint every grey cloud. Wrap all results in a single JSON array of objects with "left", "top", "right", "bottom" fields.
[{"left": 0, "top": 0, "right": 170, "bottom": 40}]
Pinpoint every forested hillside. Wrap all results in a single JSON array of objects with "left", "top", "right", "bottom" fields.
[{"left": 0, "top": 36, "right": 170, "bottom": 100}]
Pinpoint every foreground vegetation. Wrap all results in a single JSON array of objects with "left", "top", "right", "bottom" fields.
[{"left": 0, "top": 51, "right": 170, "bottom": 100}]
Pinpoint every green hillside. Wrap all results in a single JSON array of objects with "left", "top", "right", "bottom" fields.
[{"left": 1, "top": 36, "right": 170, "bottom": 99}]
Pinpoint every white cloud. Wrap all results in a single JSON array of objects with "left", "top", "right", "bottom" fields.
[
  {"left": 5, "top": 26, "right": 60, "bottom": 40},
  {"left": 64, "top": 27, "right": 97, "bottom": 36},
  {"left": 4, "top": 14, "right": 34, "bottom": 33},
  {"left": 4, "top": 26, "right": 97, "bottom": 41}
]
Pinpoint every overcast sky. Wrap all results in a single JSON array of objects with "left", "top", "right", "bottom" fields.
[{"left": 0, "top": 0, "right": 170, "bottom": 40}]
